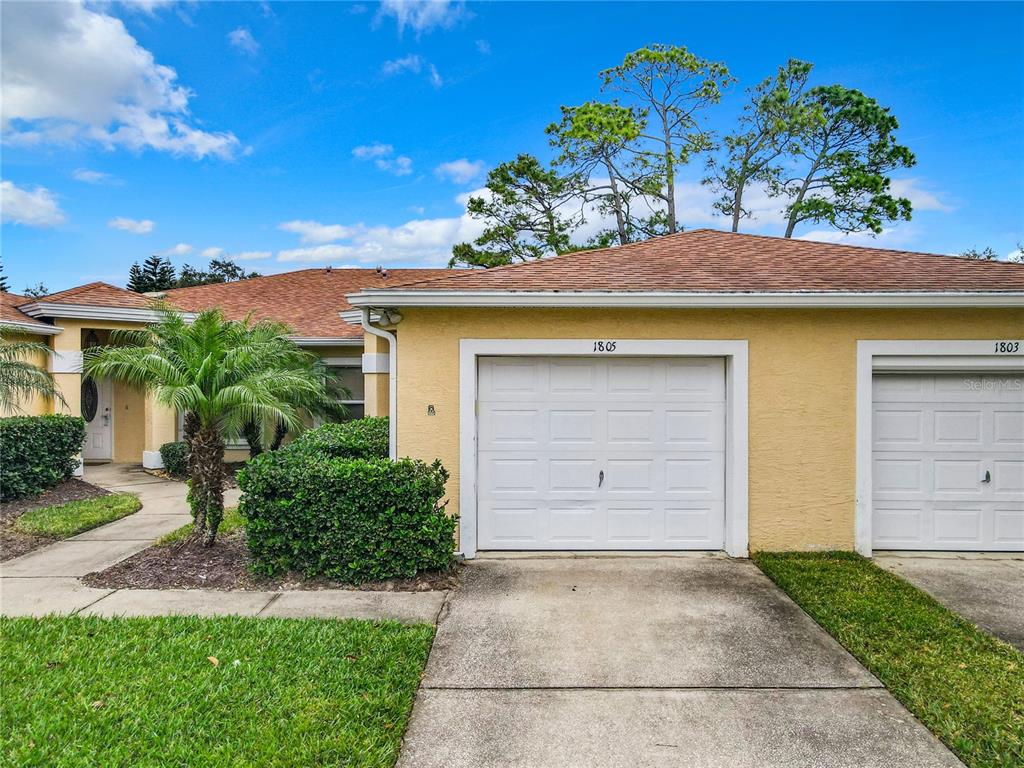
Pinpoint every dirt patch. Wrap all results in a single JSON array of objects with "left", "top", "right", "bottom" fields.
[
  {"left": 82, "top": 531, "right": 460, "bottom": 592},
  {"left": 1, "top": 479, "right": 111, "bottom": 562},
  {"left": 145, "top": 462, "right": 243, "bottom": 488}
]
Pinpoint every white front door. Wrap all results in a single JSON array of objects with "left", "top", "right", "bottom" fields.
[
  {"left": 81, "top": 376, "right": 112, "bottom": 461},
  {"left": 872, "top": 373, "right": 1024, "bottom": 551},
  {"left": 476, "top": 356, "right": 726, "bottom": 550}
]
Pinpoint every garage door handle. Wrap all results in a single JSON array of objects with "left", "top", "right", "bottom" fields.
[
  {"left": 982, "top": 470, "right": 991, "bottom": 484},
  {"left": 598, "top": 470, "right": 604, "bottom": 488}
]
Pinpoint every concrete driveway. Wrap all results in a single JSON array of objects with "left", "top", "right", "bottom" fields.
[
  {"left": 398, "top": 556, "right": 961, "bottom": 768},
  {"left": 877, "top": 553, "right": 1024, "bottom": 650}
]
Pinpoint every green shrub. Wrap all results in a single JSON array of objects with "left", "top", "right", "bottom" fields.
[
  {"left": 239, "top": 448, "right": 455, "bottom": 583},
  {"left": 159, "top": 441, "right": 190, "bottom": 477},
  {"left": 289, "top": 417, "right": 389, "bottom": 460},
  {"left": 0, "top": 415, "right": 85, "bottom": 501}
]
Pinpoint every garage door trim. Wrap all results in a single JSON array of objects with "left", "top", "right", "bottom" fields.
[
  {"left": 855, "top": 339, "right": 1024, "bottom": 556},
  {"left": 459, "top": 339, "right": 749, "bottom": 559}
]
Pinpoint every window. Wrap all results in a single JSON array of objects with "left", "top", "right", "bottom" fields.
[{"left": 324, "top": 358, "right": 365, "bottom": 422}]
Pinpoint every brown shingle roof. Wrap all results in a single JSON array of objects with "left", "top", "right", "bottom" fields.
[
  {"left": 378, "top": 230, "right": 1024, "bottom": 294},
  {"left": 163, "top": 268, "right": 453, "bottom": 338},
  {"left": 1, "top": 291, "right": 57, "bottom": 332},
  {"left": 30, "top": 282, "right": 157, "bottom": 308}
]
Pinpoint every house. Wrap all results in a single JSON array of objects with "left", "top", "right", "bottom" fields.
[
  {"left": 5, "top": 229, "right": 1022, "bottom": 557},
  {"left": 2, "top": 267, "right": 449, "bottom": 464},
  {"left": 342, "top": 229, "right": 1024, "bottom": 558}
]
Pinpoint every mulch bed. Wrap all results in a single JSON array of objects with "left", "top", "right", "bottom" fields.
[
  {"left": 1, "top": 479, "right": 111, "bottom": 562},
  {"left": 82, "top": 531, "right": 460, "bottom": 592},
  {"left": 145, "top": 461, "right": 244, "bottom": 488}
]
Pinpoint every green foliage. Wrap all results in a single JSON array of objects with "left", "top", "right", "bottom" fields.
[
  {"left": 289, "top": 417, "right": 390, "bottom": 460},
  {"left": 0, "top": 330, "right": 66, "bottom": 413},
  {"left": 14, "top": 494, "right": 141, "bottom": 537},
  {"left": 84, "top": 307, "right": 332, "bottom": 545},
  {"left": 599, "top": 44, "right": 734, "bottom": 235},
  {"left": 754, "top": 551, "right": 1023, "bottom": 768},
  {"left": 0, "top": 415, "right": 85, "bottom": 501},
  {"left": 1, "top": 615, "right": 434, "bottom": 767},
  {"left": 175, "top": 258, "right": 261, "bottom": 288},
  {"left": 240, "top": 449, "right": 456, "bottom": 583},
  {"left": 127, "top": 255, "right": 176, "bottom": 293},
  {"left": 21, "top": 282, "right": 48, "bottom": 299},
  {"left": 0, "top": 259, "right": 9, "bottom": 292},
  {"left": 159, "top": 441, "right": 190, "bottom": 477},
  {"left": 959, "top": 247, "right": 999, "bottom": 261},
  {"left": 449, "top": 154, "right": 584, "bottom": 268},
  {"left": 704, "top": 59, "right": 815, "bottom": 231},
  {"left": 781, "top": 84, "right": 916, "bottom": 237}
]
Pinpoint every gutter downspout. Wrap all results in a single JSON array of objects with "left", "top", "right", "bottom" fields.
[{"left": 360, "top": 307, "right": 398, "bottom": 459}]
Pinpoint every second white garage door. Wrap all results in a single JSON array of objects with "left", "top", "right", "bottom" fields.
[{"left": 477, "top": 356, "right": 725, "bottom": 550}]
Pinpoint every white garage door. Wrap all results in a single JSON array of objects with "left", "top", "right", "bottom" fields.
[
  {"left": 872, "top": 373, "right": 1024, "bottom": 551},
  {"left": 477, "top": 356, "right": 725, "bottom": 550}
]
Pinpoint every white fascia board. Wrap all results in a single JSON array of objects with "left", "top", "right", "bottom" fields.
[
  {"left": 290, "top": 336, "right": 363, "bottom": 347},
  {"left": 0, "top": 319, "right": 63, "bottom": 336},
  {"left": 339, "top": 309, "right": 380, "bottom": 325},
  {"left": 346, "top": 290, "right": 1024, "bottom": 309},
  {"left": 19, "top": 302, "right": 198, "bottom": 324}
]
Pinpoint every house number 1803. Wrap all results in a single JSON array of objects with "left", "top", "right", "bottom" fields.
[
  {"left": 593, "top": 341, "right": 617, "bottom": 352},
  {"left": 994, "top": 341, "right": 1020, "bottom": 353}
]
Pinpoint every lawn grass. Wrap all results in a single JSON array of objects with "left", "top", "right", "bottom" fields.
[
  {"left": 12, "top": 494, "right": 141, "bottom": 538},
  {"left": 754, "top": 551, "right": 1023, "bottom": 768},
  {"left": 1, "top": 615, "right": 434, "bottom": 768},
  {"left": 157, "top": 506, "right": 244, "bottom": 545}
]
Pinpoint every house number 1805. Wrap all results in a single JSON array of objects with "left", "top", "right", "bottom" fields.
[{"left": 593, "top": 341, "right": 617, "bottom": 352}]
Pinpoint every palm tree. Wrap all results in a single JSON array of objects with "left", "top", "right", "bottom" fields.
[
  {"left": 0, "top": 328, "right": 66, "bottom": 412},
  {"left": 83, "top": 307, "right": 330, "bottom": 545}
]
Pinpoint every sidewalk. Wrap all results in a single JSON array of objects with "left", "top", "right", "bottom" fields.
[{"left": 0, "top": 464, "right": 445, "bottom": 624}]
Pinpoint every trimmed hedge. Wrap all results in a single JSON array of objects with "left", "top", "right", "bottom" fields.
[
  {"left": 0, "top": 415, "right": 86, "bottom": 501},
  {"left": 239, "top": 447, "right": 455, "bottom": 583},
  {"left": 289, "top": 417, "right": 389, "bottom": 460},
  {"left": 159, "top": 441, "right": 190, "bottom": 477}
]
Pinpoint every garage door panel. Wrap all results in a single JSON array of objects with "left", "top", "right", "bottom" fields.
[
  {"left": 477, "top": 356, "right": 726, "bottom": 551},
  {"left": 873, "top": 373, "right": 1024, "bottom": 551}
]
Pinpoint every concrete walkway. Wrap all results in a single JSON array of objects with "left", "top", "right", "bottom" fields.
[
  {"left": 877, "top": 552, "right": 1024, "bottom": 651},
  {"left": 397, "top": 556, "right": 963, "bottom": 768},
  {"left": 0, "top": 464, "right": 445, "bottom": 624}
]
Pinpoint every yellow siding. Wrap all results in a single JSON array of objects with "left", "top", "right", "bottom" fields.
[
  {"left": 394, "top": 306, "right": 1024, "bottom": 552},
  {"left": 0, "top": 332, "right": 51, "bottom": 417}
]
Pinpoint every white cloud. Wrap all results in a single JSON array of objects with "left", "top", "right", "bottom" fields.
[
  {"left": 796, "top": 227, "right": 919, "bottom": 249},
  {"left": 108, "top": 216, "right": 155, "bottom": 234},
  {"left": 377, "top": 0, "right": 465, "bottom": 36},
  {"left": 201, "top": 247, "right": 224, "bottom": 258},
  {"left": 278, "top": 220, "right": 356, "bottom": 244},
  {"left": 888, "top": 178, "right": 954, "bottom": 213},
  {"left": 352, "top": 142, "right": 394, "bottom": 159},
  {"left": 475, "top": 39, "right": 491, "bottom": 55},
  {"left": 233, "top": 250, "right": 272, "bottom": 260},
  {"left": 435, "top": 158, "right": 485, "bottom": 184},
  {"left": 352, "top": 143, "right": 413, "bottom": 176},
  {"left": 381, "top": 54, "right": 422, "bottom": 76},
  {"left": 1, "top": 2, "right": 240, "bottom": 159},
  {"left": 73, "top": 168, "right": 118, "bottom": 184},
  {"left": 427, "top": 63, "right": 443, "bottom": 89},
  {"left": 0, "top": 180, "right": 65, "bottom": 227},
  {"left": 228, "top": 27, "right": 259, "bottom": 55},
  {"left": 161, "top": 243, "right": 193, "bottom": 256}
]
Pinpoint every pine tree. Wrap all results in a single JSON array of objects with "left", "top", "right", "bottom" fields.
[
  {"left": 127, "top": 255, "right": 176, "bottom": 293},
  {"left": 0, "top": 259, "right": 9, "bottom": 292}
]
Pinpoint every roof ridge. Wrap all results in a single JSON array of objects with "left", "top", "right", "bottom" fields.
[{"left": 162, "top": 266, "right": 455, "bottom": 297}]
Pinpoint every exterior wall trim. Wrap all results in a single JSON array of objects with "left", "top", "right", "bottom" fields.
[
  {"left": 457, "top": 338, "right": 749, "bottom": 559},
  {"left": 0, "top": 319, "right": 63, "bottom": 335},
  {"left": 854, "top": 339, "right": 1024, "bottom": 556},
  {"left": 20, "top": 302, "right": 198, "bottom": 323},
  {"left": 291, "top": 337, "right": 363, "bottom": 346},
  {"left": 350, "top": 290, "right": 1024, "bottom": 309},
  {"left": 361, "top": 353, "right": 389, "bottom": 373}
]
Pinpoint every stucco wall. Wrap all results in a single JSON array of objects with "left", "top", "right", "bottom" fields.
[
  {"left": 393, "top": 306, "right": 1024, "bottom": 552},
  {"left": 0, "top": 332, "right": 52, "bottom": 417}
]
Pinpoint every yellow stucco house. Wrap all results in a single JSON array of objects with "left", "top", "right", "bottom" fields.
[{"left": 5, "top": 230, "right": 1023, "bottom": 558}]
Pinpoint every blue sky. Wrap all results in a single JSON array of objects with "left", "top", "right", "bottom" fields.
[{"left": 2, "top": 1, "right": 1023, "bottom": 293}]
